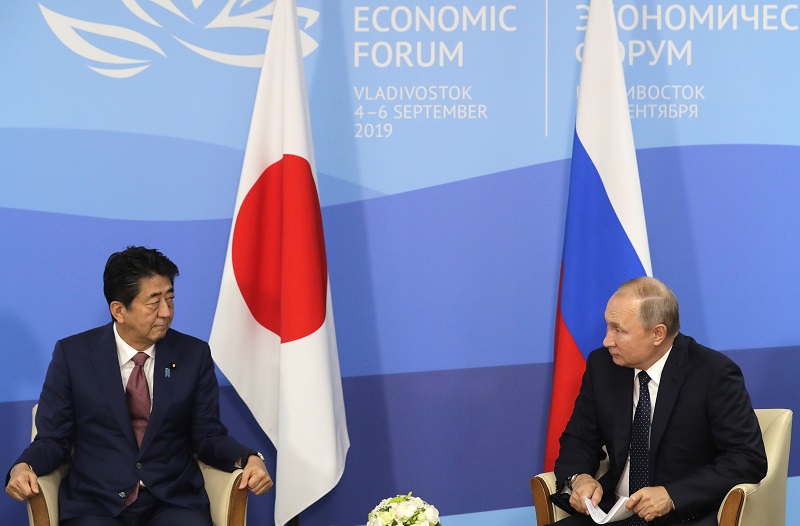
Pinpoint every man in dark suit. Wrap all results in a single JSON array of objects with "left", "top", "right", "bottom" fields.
[
  {"left": 6, "top": 246, "right": 273, "bottom": 526},
  {"left": 552, "top": 277, "right": 767, "bottom": 525}
]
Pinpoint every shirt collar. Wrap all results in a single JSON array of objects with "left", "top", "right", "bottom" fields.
[
  {"left": 635, "top": 345, "right": 672, "bottom": 387},
  {"left": 113, "top": 322, "right": 155, "bottom": 366}
]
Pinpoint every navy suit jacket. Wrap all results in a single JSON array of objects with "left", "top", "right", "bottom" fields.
[
  {"left": 15, "top": 323, "right": 249, "bottom": 520},
  {"left": 553, "top": 333, "right": 767, "bottom": 524}
]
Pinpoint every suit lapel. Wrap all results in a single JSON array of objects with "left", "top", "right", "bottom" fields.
[
  {"left": 139, "top": 331, "right": 175, "bottom": 453},
  {"left": 649, "top": 334, "right": 691, "bottom": 463},
  {"left": 89, "top": 323, "right": 138, "bottom": 449}
]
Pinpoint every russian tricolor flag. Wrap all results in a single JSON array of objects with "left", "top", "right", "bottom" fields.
[{"left": 543, "top": 0, "right": 652, "bottom": 471}]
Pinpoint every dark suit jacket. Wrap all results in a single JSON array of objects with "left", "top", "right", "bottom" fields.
[
  {"left": 14, "top": 323, "right": 249, "bottom": 520},
  {"left": 553, "top": 333, "right": 767, "bottom": 524}
]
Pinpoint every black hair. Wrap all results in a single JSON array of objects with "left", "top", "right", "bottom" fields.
[{"left": 103, "top": 246, "right": 179, "bottom": 309}]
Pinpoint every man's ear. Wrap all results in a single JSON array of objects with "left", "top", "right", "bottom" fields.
[
  {"left": 653, "top": 323, "right": 667, "bottom": 346},
  {"left": 109, "top": 301, "right": 126, "bottom": 324}
]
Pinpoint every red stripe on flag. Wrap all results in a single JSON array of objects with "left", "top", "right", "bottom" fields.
[
  {"left": 232, "top": 153, "right": 328, "bottom": 343},
  {"left": 543, "top": 269, "right": 587, "bottom": 472}
]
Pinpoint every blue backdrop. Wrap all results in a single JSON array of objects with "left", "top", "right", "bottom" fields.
[{"left": 1, "top": 1, "right": 799, "bottom": 524}]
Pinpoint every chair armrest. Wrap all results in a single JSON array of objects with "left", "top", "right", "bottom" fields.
[
  {"left": 198, "top": 461, "right": 248, "bottom": 526},
  {"left": 531, "top": 472, "right": 573, "bottom": 525},
  {"left": 27, "top": 464, "right": 67, "bottom": 526},
  {"left": 717, "top": 484, "right": 753, "bottom": 526},
  {"left": 531, "top": 473, "right": 558, "bottom": 526},
  {"left": 531, "top": 471, "right": 607, "bottom": 526}
]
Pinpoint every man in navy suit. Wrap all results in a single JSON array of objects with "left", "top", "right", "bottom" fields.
[
  {"left": 552, "top": 277, "right": 767, "bottom": 526},
  {"left": 6, "top": 246, "right": 273, "bottom": 526}
]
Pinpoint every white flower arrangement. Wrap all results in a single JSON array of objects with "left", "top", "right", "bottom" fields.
[{"left": 367, "top": 493, "right": 441, "bottom": 526}]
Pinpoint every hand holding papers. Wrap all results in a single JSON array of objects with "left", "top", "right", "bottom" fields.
[{"left": 585, "top": 496, "right": 634, "bottom": 524}]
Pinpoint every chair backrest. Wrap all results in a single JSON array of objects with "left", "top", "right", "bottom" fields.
[{"left": 740, "top": 409, "right": 792, "bottom": 526}]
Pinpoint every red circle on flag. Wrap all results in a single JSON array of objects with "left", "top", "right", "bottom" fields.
[{"left": 232, "top": 154, "right": 328, "bottom": 342}]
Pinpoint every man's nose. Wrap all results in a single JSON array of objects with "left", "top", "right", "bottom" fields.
[
  {"left": 603, "top": 331, "right": 613, "bottom": 348},
  {"left": 158, "top": 300, "right": 172, "bottom": 317}
]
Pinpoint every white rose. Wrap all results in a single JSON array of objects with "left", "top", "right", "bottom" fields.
[
  {"left": 395, "top": 500, "right": 418, "bottom": 519},
  {"left": 424, "top": 504, "right": 439, "bottom": 524},
  {"left": 367, "top": 517, "right": 385, "bottom": 526}
]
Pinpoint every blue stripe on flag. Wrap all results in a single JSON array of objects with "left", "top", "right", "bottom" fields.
[{"left": 560, "top": 130, "right": 647, "bottom": 357}]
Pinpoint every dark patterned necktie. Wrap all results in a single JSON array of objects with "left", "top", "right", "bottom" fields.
[
  {"left": 124, "top": 351, "right": 150, "bottom": 507},
  {"left": 628, "top": 371, "right": 651, "bottom": 525}
]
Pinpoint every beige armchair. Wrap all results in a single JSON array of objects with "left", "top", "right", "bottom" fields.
[
  {"left": 26, "top": 405, "right": 249, "bottom": 526},
  {"left": 530, "top": 408, "right": 792, "bottom": 526}
]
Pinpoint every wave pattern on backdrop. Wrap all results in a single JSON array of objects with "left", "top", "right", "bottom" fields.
[{"left": 3, "top": 142, "right": 800, "bottom": 522}]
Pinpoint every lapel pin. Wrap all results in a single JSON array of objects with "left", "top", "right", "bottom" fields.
[{"left": 164, "top": 368, "right": 170, "bottom": 378}]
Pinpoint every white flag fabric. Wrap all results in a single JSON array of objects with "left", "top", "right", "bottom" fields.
[{"left": 209, "top": 0, "right": 349, "bottom": 523}]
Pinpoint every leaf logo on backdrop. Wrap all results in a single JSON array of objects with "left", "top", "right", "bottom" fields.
[{"left": 39, "top": 0, "right": 319, "bottom": 78}]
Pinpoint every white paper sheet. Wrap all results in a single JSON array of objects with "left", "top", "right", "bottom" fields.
[{"left": 584, "top": 497, "right": 635, "bottom": 524}]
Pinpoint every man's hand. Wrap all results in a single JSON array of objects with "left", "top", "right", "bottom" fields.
[
  {"left": 568, "top": 474, "right": 603, "bottom": 515},
  {"left": 5, "top": 463, "right": 39, "bottom": 502},
  {"left": 626, "top": 486, "right": 673, "bottom": 521},
  {"left": 238, "top": 455, "right": 273, "bottom": 495}
]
